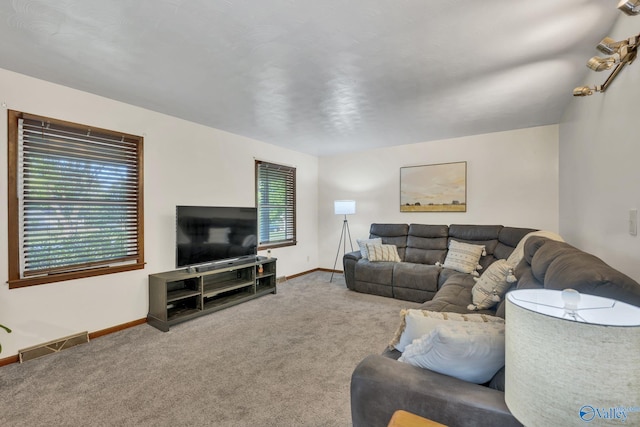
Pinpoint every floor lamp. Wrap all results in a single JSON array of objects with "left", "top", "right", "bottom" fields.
[{"left": 330, "top": 200, "right": 356, "bottom": 282}]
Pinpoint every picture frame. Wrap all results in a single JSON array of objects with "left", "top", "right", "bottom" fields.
[{"left": 400, "top": 161, "right": 467, "bottom": 212}]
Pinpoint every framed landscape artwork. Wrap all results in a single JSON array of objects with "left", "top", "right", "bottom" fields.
[{"left": 400, "top": 161, "right": 467, "bottom": 212}]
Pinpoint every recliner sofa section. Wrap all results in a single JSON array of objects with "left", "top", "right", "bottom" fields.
[
  {"left": 349, "top": 235, "right": 640, "bottom": 427},
  {"left": 343, "top": 223, "right": 536, "bottom": 303}
]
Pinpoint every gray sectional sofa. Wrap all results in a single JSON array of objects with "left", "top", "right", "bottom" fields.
[
  {"left": 343, "top": 223, "right": 535, "bottom": 304},
  {"left": 347, "top": 224, "right": 640, "bottom": 427}
]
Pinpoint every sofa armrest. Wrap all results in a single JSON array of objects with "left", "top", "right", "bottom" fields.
[
  {"left": 343, "top": 251, "right": 361, "bottom": 290},
  {"left": 344, "top": 250, "right": 362, "bottom": 262},
  {"left": 351, "top": 354, "right": 521, "bottom": 427}
]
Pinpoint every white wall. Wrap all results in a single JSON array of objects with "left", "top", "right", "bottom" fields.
[
  {"left": 318, "top": 125, "right": 560, "bottom": 269},
  {"left": 0, "top": 68, "right": 319, "bottom": 357},
  {"left": 559, "top": 17, "right": 640, "bottom": 282}
]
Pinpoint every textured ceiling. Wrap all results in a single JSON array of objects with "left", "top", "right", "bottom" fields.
[{"left": 0, "top": 0, "right": 621, "bottom": 156}]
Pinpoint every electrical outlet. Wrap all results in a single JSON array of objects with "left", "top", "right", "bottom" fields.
[{"left": 630, "top": 209, "right": 638, "bottom": 236}]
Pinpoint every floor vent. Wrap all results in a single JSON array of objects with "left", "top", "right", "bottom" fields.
[{"left": 18, "top": 331, "right": 89, "bottom": 363}]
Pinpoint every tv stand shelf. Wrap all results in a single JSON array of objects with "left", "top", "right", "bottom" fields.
[
  {"left": 148, "top": 256, "right": 277, "bottom": 332},
  {"left": 203, "top": 278, "right": 253, "bottom": 297}
]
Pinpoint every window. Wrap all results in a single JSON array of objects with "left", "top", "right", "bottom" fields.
[
  {"left": 7, "top": 110, "right": 144, "bottom": 288},
  {"left": 255, "top": 160, "right": 296, "bottom": 248}
]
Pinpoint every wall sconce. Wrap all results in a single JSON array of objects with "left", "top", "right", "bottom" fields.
[
  {"left": 618, "top": 0, "right": 640, "bottom": 15},
  {"left": 574, "top": 2, "right": 640, "bottom": 96}
]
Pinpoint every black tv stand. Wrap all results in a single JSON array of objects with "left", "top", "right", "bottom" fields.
[{"left": 148, "top": 256, "right": 277, "bottom": 331}]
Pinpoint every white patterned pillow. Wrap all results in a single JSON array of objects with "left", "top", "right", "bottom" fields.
[
  {"left": 365, "top": 243, "right": 401, "bottom": 262},
  {"left": 357, "top": 238, "right": 382, "bottom": 259},
  {"left": 468, "top": 259, "right": 513, "bottom": 311},
  {"left": 389, "top": 309, "right": 505, "bottom": 352},
  {"left": 399, "top": 321, "right": 505, "bottom": 384},
  {"left": 441, "top": 240, "right": 486, "bottom": 276}
]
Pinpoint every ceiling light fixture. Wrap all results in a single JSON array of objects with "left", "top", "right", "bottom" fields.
[
  {"left": 574, "top": 2, "right": 640, "bottom": 96},
  {"left": 596, "top": 36, "right": 628, "bottom": 55},
  {"left": 618, "top": 0, "right": 640, "bottom": 15},
  {"left": 574, "top": 36, "right": 639, "bottom": 96},
  {"left": 586, "top": 52, "right": 622, "bottom": 71},
  {"left": 572, "top": 85, "right": 601, "bottom": 96}
]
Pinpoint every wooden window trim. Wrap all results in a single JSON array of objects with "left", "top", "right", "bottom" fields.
[
  {"left": 7, "top": 110, "right": 145, "bottom": 289},
  {"left": 255, "top": 160, "right": 297, "bottom": 250}
]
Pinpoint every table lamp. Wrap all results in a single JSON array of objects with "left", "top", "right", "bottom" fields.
[{"left": 505, "top": 289, "right": 640, "bottom": 426}]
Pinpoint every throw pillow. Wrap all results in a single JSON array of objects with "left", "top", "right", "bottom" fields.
[
  {"left": 389, "top": 309, "right": 505, "bottom": 352},
  {"left": 468, "top": 259, "right": 513, "bottom": 311},
  {"left": 440, "top": 240, "right": 486, "bottom": 276},
  {"left": 398, "top": 321, "right": 505, "bottom": 384},
  {"left": 357, "top": 238, "right": 382, "bottom": 259},
  {"left": 366, "top": 243, "right": 401, "bottom": 262}
]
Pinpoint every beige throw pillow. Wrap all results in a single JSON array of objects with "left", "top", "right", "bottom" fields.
[
  {"left": 366, "top": 243, "right": 401, "bottom": 262},
  {"left": 440, "top": 240, "right": 486, "bottom": 276},
  {"left": 468, "top": 259, "right": 513, "bottom": 311},
  {"left": 389, "top": 309, "right": 505, "bottom": 352}
]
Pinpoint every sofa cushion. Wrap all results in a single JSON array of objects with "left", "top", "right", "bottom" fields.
[
  {"left": 420, "top": 273, "right": 497, "bottom": 315},
  {"left": 390, "top": 308, "right": 504, "bottom": 352},
  {"left": 505, "top": 231, "right": 564, "bottom": 269},
  {"left": 449, "top": 224, "right": 502, "bottom": 269},
  {"left": 357, "top": 237, "right": 382, "bottom": 259},
  {"left": 405, "top": 224, "right": 449, "bottom": 265},
  {"left": 369, "top": 223, "right": 409, "bottom": 260},
  {"left": 398, "top": 321, "right": 506, "bottom": 384},
  {"left": 366, "top": 244, "right": 401, "bottom": 262},
  {"left": 448, "top": 224, "right": 502, "bottom": 241},
  {"left": 494, "top": 226, "right": 537, "bottom": 260},
  {"left": 392, "top": 263, "right": 440, "bottom": 292},
  {"left": 517, "top": 237, "right": 640, "bottom": 307},
  {"left": 354, "top": 259, "right": 395, "bottom": 285},
  {"left": 442, "top": 240, "right": 485, "bottom": 275}
]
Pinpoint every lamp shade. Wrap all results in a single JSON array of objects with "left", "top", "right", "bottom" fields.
[
  {"left": 334, "top": 200, "right": 356, "bottom": 215},
  {"left": 505, "top": 289, "right": 640, "bottom": 426}
]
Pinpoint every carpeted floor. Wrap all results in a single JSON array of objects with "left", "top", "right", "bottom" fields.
[{"left": 0, "top": 271, "right": 419, "bottom": 427}]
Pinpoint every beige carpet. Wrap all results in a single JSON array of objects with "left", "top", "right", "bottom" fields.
[{"left": 0, "top": 271, "right": 419, "bottom": 427}]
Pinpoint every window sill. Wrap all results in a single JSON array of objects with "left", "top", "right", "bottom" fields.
[
  {"left": 258, "top": 241, "right": 297, "bottom": 251},
  {"left": 8, "top": 262, "right": 145, "bottom": 289}
]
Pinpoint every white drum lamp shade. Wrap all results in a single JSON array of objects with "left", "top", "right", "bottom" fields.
[
  {"left": 505, "top": 289, "right": 640, "bottom": 426},
  {"left": 334, "top": 200, "right": 356, "bottom": 215}
]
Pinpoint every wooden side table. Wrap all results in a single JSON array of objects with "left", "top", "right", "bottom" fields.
[{"left": 387, "top": 410, "right": 448, "bottom": 427}]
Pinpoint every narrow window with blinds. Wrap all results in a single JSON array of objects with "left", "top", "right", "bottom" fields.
[
  {"left": 7, "top": 110, "right": 144, "bottom": 288},
  {"left": 255, "top": 160, "right": 296, "bottom": 248}
]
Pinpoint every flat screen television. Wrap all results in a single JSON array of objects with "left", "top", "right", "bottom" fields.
[{"left": 176, "top": 206, "right": 258, "bottom": 269}]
